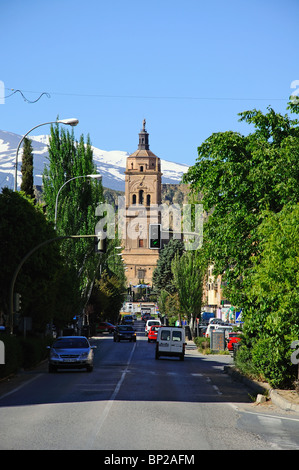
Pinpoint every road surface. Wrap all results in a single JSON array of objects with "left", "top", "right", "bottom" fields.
[{"left": 1, "top": 320, "right": 299, "bottom": 451}]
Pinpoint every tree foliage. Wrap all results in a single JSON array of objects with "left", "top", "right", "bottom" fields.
[
  {"left": 152, "top": 239, "right": 185, "bottom": 295},
  {"left": 42, "top": 123, "right": 105, "bottom": 314},
  {"left": 240, "top": 204, "right": 299, "bottom": 388},
  {"left": 0, "top": 189, "right": 78, "bottom": 332},
  {"left": 89, "top": 272, "right": 125, "bottom": 326},
  {"left": 171, "top": 249, "right": 206, "bottom": 325},
  {"left": 183, "top": 105, "right": 299, "bottom": 307},
  {"left": 20, "top": 137, "right": 35, "bottom": 200},
  {"left": 183, "top": 103, "right": 299, "bottom": 387}
]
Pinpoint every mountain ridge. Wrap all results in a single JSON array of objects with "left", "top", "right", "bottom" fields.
[{"left": 0, "top": 130, "right": 189, "bottom": 192}]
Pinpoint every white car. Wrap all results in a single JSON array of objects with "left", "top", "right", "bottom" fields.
[{"left": 145, "top": 319, "right": 161, "bottom": 336}]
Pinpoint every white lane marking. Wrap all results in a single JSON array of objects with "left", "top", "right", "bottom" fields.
[
  {"left": 0, "top": 374, "right": 44, "bottom": 400},
  {"left": 88, "top": 342, "right": 136, "bottom": 448}
]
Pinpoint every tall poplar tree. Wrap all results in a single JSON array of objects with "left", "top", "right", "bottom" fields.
[
  {"left": 21, "top": 137, "right": 35, "bottom": 199},
  {"left": 42, "top": 123, "right": 104, "bottom": 313}
]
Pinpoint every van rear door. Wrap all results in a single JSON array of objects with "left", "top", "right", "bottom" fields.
[{"left": 170, "top": 329, "right": 184, "bottom": 355}]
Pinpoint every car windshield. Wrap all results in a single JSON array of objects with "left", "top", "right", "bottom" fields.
[{"left": 52, "top": 338, "right": 89, "bottom": 349}]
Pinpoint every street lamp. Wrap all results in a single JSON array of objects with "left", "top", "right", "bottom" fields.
[
  {"left": 14, "top": 118, "right": 79, "bottom": 191},
  {"left": 54, "top": 174, "right": 102, "bottom": 229}
]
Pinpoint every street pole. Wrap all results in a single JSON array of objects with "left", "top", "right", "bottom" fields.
[
  {"left": 14, "top": 118, "right": 79, "bottom": 192},
  {"left": 9, "top": 234, "right": 98, "bottom": 334},
  {"left": 54, "top": 174, "right": 101, "bottom": 230}
]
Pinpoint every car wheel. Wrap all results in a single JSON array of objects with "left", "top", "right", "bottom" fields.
[
  {"left": 86, "top": 365, "right": 93, "bottom": 372},
  {"left": 179, "top": 354, "right": 184, "bottom": 361},
  {"left": 155, "top": 349, "right": 159, "bottom": 360},
  {"left": 48, "top": 364, "right": 57, "bottom": 373}
]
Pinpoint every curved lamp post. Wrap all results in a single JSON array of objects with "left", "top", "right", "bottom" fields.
[
  {"left": 14, "top": 118, "right": 79, "bottom": 191},
  {"left": 54, "top": 174, "right": 102, "bottom": 229}
]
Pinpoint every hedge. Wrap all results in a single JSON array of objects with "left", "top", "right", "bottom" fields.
[{"left": 0, "top": 334, "right": 51, "bottom": 379}]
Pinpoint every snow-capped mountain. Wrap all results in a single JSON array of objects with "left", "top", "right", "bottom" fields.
[{"left": 0, "top": 130, "right": 189, "bottom": 192}]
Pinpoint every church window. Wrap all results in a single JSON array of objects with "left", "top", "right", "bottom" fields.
[
  {"left": 132, "top": 194, "right": 136, "bottom": 204},
  {"left": 146, "top": 194, "right": 151, "bottom": 206},
  {"left": 139, "top": 190, "right": 144, "bottom": 204}
]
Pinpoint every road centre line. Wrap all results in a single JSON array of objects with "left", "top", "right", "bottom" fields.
[{"left": 88, "top": 342, "right": 136, "bottom": 448}]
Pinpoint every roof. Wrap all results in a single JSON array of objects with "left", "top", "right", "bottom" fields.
[{"left": 129, "top": 149, "right": 158, "bottom": 158}]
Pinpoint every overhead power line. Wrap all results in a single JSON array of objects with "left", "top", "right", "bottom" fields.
[{"left": 5, "top": 87, "right": 290, "bottom": 103}]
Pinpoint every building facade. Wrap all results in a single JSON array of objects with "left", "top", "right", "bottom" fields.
[{"left": 121, "top": 120, "right": 162, "bottom": 286}]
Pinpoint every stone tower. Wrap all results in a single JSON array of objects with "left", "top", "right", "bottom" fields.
[{"left": 121, "top": 120, "right": 162, "bottom": 286}]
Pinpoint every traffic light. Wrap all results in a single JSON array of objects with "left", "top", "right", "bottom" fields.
[
  {"left": 149, "top": 224, "right": 161, "bottom": 249},
  {"left": 14, "top": 293, "right": 21, "bottom": 312}
]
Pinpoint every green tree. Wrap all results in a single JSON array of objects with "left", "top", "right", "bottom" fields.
[
  {"left": 20, "top": 137, "right": 35, "bottom": 199},
  {"left": 183, "top": 105, "right": 299, "bottom": 307},
  {"left": 42, "top": 124, "right": 104, "bottom": 315},
  {"left": 171, "top": 249, "right": 206, "bottom": 328},
  {"left": 239, "top": 204, "right": 299, "bottom": 388},
  {"left": 90, "top": 272, "right": 125, "bottom": 326},
  {"left": 152, "top": 238, "right": 185, "bottom": 295},
  {"left": 0, "top": 188, "right": 77, "bottom": 333}
]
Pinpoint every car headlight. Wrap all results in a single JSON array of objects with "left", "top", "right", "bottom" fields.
[
  {"left": 50, "top": 350, "right": 59, "bottom": 359},
  {"left": 80, "top": 352, "right": 90, "bottom": 359}
]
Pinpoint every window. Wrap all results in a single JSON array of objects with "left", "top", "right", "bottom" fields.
[
  {"left": 132, "top": 194, "right": 136, "bottom": 204},
  {"left": 137, "top": 269, "right": 146, "bottom": 279},
  {"left": 140, "top": 166, "right": 143, "bottom": 172},
  {"left": 147, "top": 194, "right": 151, "bottom": 205},
  {"left": 139, "top": 190, "right": 144, "bottom": 204},
  {"left": 161, "top": 330, "right": 170, "bottom": 341},
  {"left": 172, "top": 331, "right": 182, "bottom": 341},
  {"left": 139, "top": 239, "right": 144, "bottom": 247}
]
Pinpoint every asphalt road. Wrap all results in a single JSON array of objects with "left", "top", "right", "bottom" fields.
[{"left": 1, "top": 319, "right": 299, "bottom": 451}]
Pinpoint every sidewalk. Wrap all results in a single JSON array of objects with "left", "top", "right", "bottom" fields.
[{"left": 224, "top": 364, "right": 299, "bottom": 413}]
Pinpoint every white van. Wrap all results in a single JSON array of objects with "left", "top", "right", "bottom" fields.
[
  {"left": 155, "top": 327, "right": 186, "bottom": 361},
  {"left": 145, "top": 319, "right": 161, "bottom": 336}
]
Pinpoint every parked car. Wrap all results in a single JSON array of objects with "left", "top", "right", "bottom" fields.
[
  {"left": 227, "top": 332, "right": 242, "bottom": 351},
  {"left": 145, "top": 318, "right": 161, "bottom": 336},
  {"left": 96, "top": 322, "right": 115, "bottom": 334},
  {"left": 155, "top": 327, "right": 186, "bottom": 361},
  {"left": 114, "top": 325, "right": 136, "bottom": 342},
  {"left": 205, "top": 323, "right": 233, "bottom": 338},
  {"left": 148, "top": 325, "right": 162, "bottom": 342},
  {"left": 47, "top": 336, "right": 96, "bottom": 373}
]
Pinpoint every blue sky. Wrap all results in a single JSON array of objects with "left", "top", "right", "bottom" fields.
[{"left": 1, "top": 0, "right": 298, "bottom": 167}]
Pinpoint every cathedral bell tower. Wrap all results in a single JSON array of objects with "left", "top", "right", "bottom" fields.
[{"left": 122, "top": 120, "right": 162, "bottom": 286}]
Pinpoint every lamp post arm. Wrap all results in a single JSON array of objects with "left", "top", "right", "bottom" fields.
[
  {"left": 9, "top": 234, "right": 98, "bottom": 334},
  {"left": 54, "top": 176, "right": 86, "bottom": 229},
  {"left": 14, "top": 119, "right": 79, "bottom": 192}
]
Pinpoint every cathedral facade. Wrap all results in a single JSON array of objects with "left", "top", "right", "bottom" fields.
[{"left": 121, "top": 121, "right": 162, "bottom": 286}]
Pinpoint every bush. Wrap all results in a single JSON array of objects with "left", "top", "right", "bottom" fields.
[
  {"left": 20, "top": 336, "right": 50, "bottom": 370},
  {"left": 233, "top": 344, "right": 263, "bottom": 382},
  {"left": 0, "top": 334, "right": 51, "bottom": 379},
  {"left": 0, "top": 334, "right": 22, "bottom": 379},
  {"left": 194, "top": 336, "right": 211, "bottom": 354}
]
